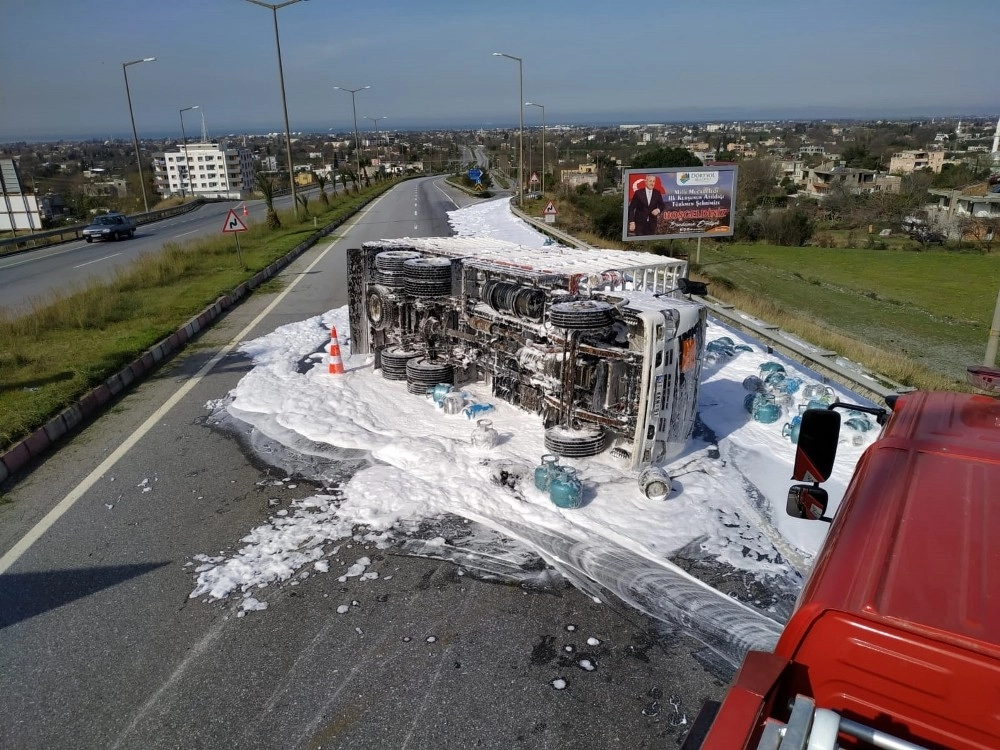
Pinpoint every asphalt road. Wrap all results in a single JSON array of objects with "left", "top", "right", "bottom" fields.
[
  {"left": 0, "top": 186, "right": 323, "bottom": 316},
  {"left": 0, "top": 177, "right": 728, "bottom": 749}
]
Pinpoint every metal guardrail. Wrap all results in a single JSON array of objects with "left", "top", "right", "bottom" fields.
[
  {"left": 0, "top": 198, "right": 210, "bottom": 256},
  {"left": 511, "top": 204, "right": 908, "bottom": 404}
]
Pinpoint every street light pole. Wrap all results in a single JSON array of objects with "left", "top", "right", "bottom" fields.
[
  {"left": 365, "top": 116, "right": 387, "bottom": 174},
  {"left": 179, "top": 105, "right": 199, "bottom": 200},
  {"left": 334, "top": 85, "right": 370, "bottom": 185},
  {"left": 493, "top": 52, "right": 523, "bottom": 206},
  {"left": 526, "top": 102, "right": 545, "bottom": 197},
  {"left": 122, "top": 57, "right": 156, "bottom": 214},
  {"left": 243, "top": 0, "right": 307, "bottom": 217}
]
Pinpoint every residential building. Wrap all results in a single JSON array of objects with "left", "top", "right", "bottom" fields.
[
  {"left": 153, "top": 141, "right": 255, "bottom": 200},
  {"left": 798, "top": 145, "right": 826, "bottom": 157},
  {"left": 888, "top": 149, "right": 945, "bottom": 174},
  {"left": 804, "top": 162, "right": 900, "bottom": 197},
  {"left": 82, "top": 179, "right": 128, "bottom": 198},
  {"left": 929, "top": 182, "right": 1000, "bottom": 221}
]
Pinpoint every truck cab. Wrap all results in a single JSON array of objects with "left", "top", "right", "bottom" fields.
[{"left": 686, "top": 388, "right": 1000, "bottom": 750}]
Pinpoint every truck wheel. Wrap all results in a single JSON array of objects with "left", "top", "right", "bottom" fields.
[
  {"left": 365, "top": 287, "right": 396, "bottom": 331},
  {"left": 549, "top": 300, "right": 614, "bottom": 330},
  {"left": 405, "top": 358, "right": 454, "bottom": 395},
  {"left": 544, "top": 425, "right": 606, "bottom": 458},
  {"left": 128, "top": 229, "right": 135, "bottom": 239},
  {"left": 380, "top": 346, "right": 420, "bottom": 381}
]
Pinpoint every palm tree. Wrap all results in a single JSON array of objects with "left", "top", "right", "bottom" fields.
[
  {"left": 340, "top": 172, "right": 350, "bottom": 196},
  {"left": 255, "top": 170, "right": 281, "bottom": 229},
  {"left": 296, "top": 191, "right": 310, "bottom": 218},
  {"left": 313, "top": 172, "right": 330, "bottom": 206}
]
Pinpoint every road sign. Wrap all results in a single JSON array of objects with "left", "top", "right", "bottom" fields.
[
  {"left": 222, "top": 208, "right": 248, "bottom": 233},
  {"left": 543, "top": 200, "right": 557, "bottom": 215},
  {"left": 530, "top": 172, "right": 539, "bottom": 184},
  {"left": 468, "top": 168, "right": 483, "bottom": 183}
]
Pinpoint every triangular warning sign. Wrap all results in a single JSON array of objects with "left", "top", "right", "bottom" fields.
[
  {"left": 543, "top": 200, "right": 557, "bottom": 215},
  {"left": 222, "top": 208, "right": 248, "bottom": 233}
]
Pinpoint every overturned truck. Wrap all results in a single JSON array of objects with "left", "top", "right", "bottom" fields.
[{"left": 347, "top": 237, "right": 706, "bottom": 470}]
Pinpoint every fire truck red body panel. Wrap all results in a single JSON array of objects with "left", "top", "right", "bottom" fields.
[{"left": 696, "top": 391, "right": 1000, "bottom": 749}]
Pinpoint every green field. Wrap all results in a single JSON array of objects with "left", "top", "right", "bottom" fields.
[{"left": 693, "top": 241, "right": 998, "bottom": 384}]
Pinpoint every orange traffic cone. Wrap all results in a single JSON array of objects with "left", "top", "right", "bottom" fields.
[
  {"left": 241, "top": 202, "right": 248, "bottom": 217},
  {"left": 328, "top": 326, "right": 345, "bottom": 375}
]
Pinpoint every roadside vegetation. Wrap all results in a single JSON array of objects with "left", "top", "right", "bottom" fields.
[
  {"left": 0, "top": 179, "right": 401, "bottom": 451},
  {"left": 524, "top": 179, "right": 995, "bottom": 391}
]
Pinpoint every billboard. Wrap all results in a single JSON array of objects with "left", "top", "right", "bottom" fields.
[{"left": 622, "top": 165, "right": 738, "bottom": 241}]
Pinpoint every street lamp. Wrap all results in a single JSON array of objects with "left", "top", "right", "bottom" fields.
[
  {"left": 525, "top": 101, "right": 545, "bottom": 197},
  {"left": 334, "top": 85, "right": 370, "bottom": 184},
  {"left": 122, "top": 57, "right": 156, "bottom": 214},
  {"left": 492, "top": 52, "right": 523, "bottom": 206},
  {"left": 365, "top": 116, "right": 387, "bottom": 173},
  {"left": 242, "top": 0, "right": 308, "bottom": 216},
  {"left": 178, "top": 105, "right": 199, "bottom": 199}
]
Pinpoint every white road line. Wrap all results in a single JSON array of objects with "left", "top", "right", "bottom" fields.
[
  {"left": 432, "top": 179, "right": 459, "bottom": 209},
  {"left": 0, "top": 243, "right": 88, "bottom": 268},
  {"left": 0, "top": 241, "right": 338, "bottom": 575},
  {"left": 73, "top": 253, "right": 122, "bottom": 269},
  {"left": 174, "top": 230, "right": 198, "bottom": 238},
  {"left": 0, "top": 190, "right": 397, "bottom": 574}
]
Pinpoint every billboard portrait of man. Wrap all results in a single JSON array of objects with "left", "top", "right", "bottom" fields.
[
  {"left": 626, "top": 173, "right": 666, "bottom": 236},
  {"left": 622, "top": 166, "right": 738, "bottom": 242}
]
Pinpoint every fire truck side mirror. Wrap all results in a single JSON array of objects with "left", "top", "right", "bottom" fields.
[
  {"left": 791, "top": 408, "right": 841, "bottom": 483},
  {"left": 786, "top": 484, "right": 829, "bottom": 520}
]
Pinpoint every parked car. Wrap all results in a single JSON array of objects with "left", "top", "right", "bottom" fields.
[{"left": 82, "top": 213, "right": 136, "bottom": 242}]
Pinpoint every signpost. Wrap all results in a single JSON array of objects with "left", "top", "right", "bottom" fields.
[
  {"left": 468, "top": 167, "right": 484, "bottom": 192},
  {"left": 543, "top": 200, "right": 557, "bottom": 224},
  {"left": 221, "top": 208, "right": 248, "bottom": 268}
]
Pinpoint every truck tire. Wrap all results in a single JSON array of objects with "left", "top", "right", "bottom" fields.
[
  {"left": 544, "top": 424, "right": 606, "bottom": 458},
  {"left": 548, "top": 300, "right": 613, "bottom": 330},
  {"left": 365, "top": 286, "right": 396, "bottom": 331},
  {"left": 380, "top": 346, "right": 420, "bottom": 381},
  {"left": 405, "top": 358, "right": 454, "bottom": 395}
]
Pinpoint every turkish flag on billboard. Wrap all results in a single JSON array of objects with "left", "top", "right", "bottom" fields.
[{"left": 627, "top": 173, "right": 665, "bottom": 201}]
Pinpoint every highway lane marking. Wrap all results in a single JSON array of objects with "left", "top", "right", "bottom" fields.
[
  {"left": 0, "top": 189, "right": 396, "bottom": 576},
  {"left": 174, "top": 230, "right": 199, "bottom": 238},
  {"left": 432, "top": 179, "right": 459, "bottom": 208},
  {"left": 73, "top": 253, "right": 123, "bottom": 269}
]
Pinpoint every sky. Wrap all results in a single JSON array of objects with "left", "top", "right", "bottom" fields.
[
  {"left": 181, "top": 197, "right": 879, "bottom": 667},
  {"left": 1, "top": 0, "right": 997, "bottom": 142}
]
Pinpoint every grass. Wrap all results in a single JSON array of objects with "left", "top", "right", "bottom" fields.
[
  {"left": 690, "top": 242, "right": 998, "bottom": 386},
  {"left": 0, "top": 180, "right": 401, "bottom": 451},
  {"left": 527, "top": 197, "right": 993, "bottom": 390}
]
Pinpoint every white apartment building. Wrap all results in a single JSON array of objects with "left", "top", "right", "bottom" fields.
[{"left": 153, "top": 141, "right": 255, "bottom": 200}]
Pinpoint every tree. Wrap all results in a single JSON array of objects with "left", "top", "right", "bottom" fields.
[
  {"left": 340, "top": 172, "right": 350, "bottom": 196},
  {"left": 841, "top": 145, "right": 881, "bottom": 170},
  {"left": 630, "top": 146, "right": 702, "bottom": 169},
  {"left": 956, "top": 216, "right": 999, "bottom": 252},
  {"left": 313, "top": 172, "right": 329, "bottom": 206},
  {"left": 255, "top": 170, "right": 281, "bottom": 229},
  {"left": 763, "top": 208, "right": 815, "bottom": 246},
  {"left": 736, "top": 158, "right": 780, "bottom": 213},
  {"left": 296, "top": 191, "right": 310, "bottom": 218}
]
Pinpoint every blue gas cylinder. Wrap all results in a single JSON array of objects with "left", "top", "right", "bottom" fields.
[
  {"left": 534, "top": 454, "right": 560, "bottom": 491},
  {"left": 549, "top": 466, "right": 582, "bottom": 509}
]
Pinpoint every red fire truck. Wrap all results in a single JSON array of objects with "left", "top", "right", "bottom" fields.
[{"left": 684, "top": 371, "right": 1000, "bottom": 750}]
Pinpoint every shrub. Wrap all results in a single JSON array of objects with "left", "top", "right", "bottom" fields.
[{"left": 762, "top": 209, "right": 814, "bottom": 246}]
